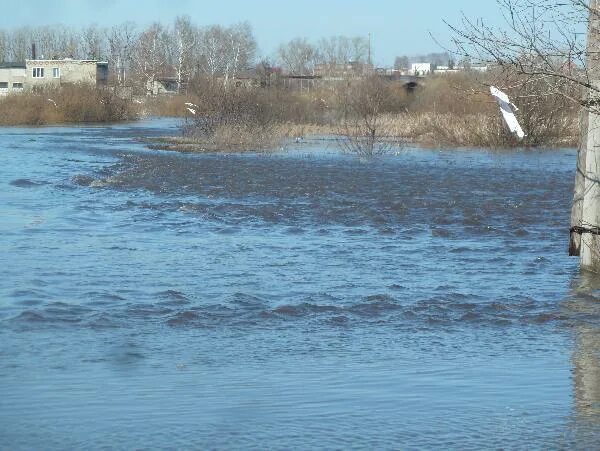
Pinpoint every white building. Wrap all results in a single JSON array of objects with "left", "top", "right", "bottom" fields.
[
  {"left": 411, "top": 63, "right": 431, "bottom": 76},
  {"left": 434, "top": 66, "right": 460, "bottom": 75},
  {"left": 25, "top": 59, "right": 108, "bottom": 89},
  {"left": 0, "top": 62, "right": 26, "bottom": 96}
]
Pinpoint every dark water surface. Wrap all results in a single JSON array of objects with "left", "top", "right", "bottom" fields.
[{"left": 1, "top": 118, "right": 599, "bottom": 449}]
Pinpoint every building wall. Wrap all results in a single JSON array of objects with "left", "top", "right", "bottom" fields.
[
  {"left": 25, "top": 60, "right": 101, "bottom": 89},
  {"left": 411, "top": 63, "right": 431, "bottom": 76},
  {"left": 0, "top": 67, "right": 26, "bottom": 95}
]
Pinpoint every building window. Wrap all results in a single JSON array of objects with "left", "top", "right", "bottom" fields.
[
  {"left": 52, "top": 67, "right": 60, "bottom": 78},
  {"left": 32, "top": 67, "right": 44, "bottom": 78},
  {"left": 0, "top": 82, "right": 8, "bottom": 89},
  {"left": 12, "top": 82, "right": 23, "bottom": 89}
]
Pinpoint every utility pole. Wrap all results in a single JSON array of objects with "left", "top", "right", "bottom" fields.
[{"left": 571, "top": 0, "right": 600, "bottom": 271}]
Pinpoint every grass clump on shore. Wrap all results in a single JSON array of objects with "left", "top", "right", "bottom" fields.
[{"left": 0, "top": 84, "right": 137, "bottom": 125}]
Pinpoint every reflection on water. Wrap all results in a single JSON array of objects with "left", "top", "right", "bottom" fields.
[
  {"left": 1, "top": 119, "right": 600, "bottom": 448},
  {"left": 567, "top": 273, "right": 600, "bottom": 443}
]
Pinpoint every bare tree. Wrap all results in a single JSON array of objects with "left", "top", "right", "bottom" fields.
[
  {"left": 338, "top": 76, "right": 403, "bottom": 156},
  {"left": 133, "top": 23, "right": 170, "bottom": 91},
  {"left": 107, "top": 22, "right": 138, "bottom": 85},
  {"left": 54, "top": 25, "right": 80, "bottom": 58},
  {"left": 0, "top": 31, "right": 7, "bottom": 62},
  {"left": 9, "top": 27, "right": 33, "bottom": 61},
  {"left": 171, "top": 16, "right": 196, "bottom": 92},
  {"left": 277, "top": 37, "right": 318, "bottom": 75},
  {"left": 195, "top": 22, "right": 256, "bottom": 87},
  {"left": 197, "top": 25, "right": 226, "bottom": 77},
  {"left": 317, "top": 35, "right": 369, "bottom": 75},
  {"left": 81, "top": 25, "right": 104, "bottom": 60},
  {"left": 223, "top": 22, "right": 256, "bottom": 88},
  {"left": 394, "top": 55, "right": 410, "bottom": 70},
  {"left": 446, "top": 0, "right": 594, "bottom": 111}
]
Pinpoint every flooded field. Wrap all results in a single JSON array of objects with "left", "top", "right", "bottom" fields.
[{"left": 1, "top": 118, "right": 599, "bottom": 449}]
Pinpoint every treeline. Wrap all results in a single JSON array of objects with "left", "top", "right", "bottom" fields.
[
  {"left": 0, "top": 19, "right": 370, "bottom": 88},
  {"left": 0, "top": 19, "right": 256, "bottom": 89},
  {"left": 276, "top": 36, "right": 369, "bottom": 75}
]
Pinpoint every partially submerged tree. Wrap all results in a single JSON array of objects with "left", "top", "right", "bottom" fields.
[{"left": 337, "top": 75, "right": 404, "bottom": 156}]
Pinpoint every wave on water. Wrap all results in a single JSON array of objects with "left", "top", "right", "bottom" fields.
[
  {"left": 9, "top": 178, "right": 47, "bottom": 188},
  {"left": 4, "top": 290, "right": 595, "bottom": 332}
]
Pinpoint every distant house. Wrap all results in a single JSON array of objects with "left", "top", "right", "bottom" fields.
[
  {"left": 411, "top": 63, "right": 431, "bottom": 76},
  {"left": 24, "top": 59, "right": 108, "bottom": 89},
  {"left": 146, "top": 77, "right": 180, "bottom": 96},
  {"left": 434, "top": 66, "right": 460, "bottom": 75},
  {"left": 0, "top": 62, "right": 26, "bottom": 96}
]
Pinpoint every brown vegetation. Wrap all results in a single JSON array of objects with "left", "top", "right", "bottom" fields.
[
  {"left": 0, "top": 84, "right": 137, "bottom": 125},
  {"left": 0, "top": 72, "right": 576, "bottom": 151},
  {"left": 152, "top": 69, "right": 578, "bottom": 153}
]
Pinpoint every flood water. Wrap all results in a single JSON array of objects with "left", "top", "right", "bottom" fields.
[{"left": 1, "top": 118, "right": 599, "bottom": 449}]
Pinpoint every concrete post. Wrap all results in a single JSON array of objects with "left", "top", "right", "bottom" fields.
[{"left": 572, "top": 0, "right": 600, "bottom": 271}]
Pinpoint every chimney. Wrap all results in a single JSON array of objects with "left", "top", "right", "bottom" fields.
[{"left": 32, "top": 43, "right": 36, "bottom": 60}]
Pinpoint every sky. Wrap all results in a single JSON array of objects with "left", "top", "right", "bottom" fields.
[{"left": 0, "top": 0, "right": 503, "bottom": 66}]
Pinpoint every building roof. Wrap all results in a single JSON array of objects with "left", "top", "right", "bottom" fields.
[
  {"left": 0, "top": 62, "right": 26, "bottom": 69},
  {"left": 25, "top": 59, "right": 108, "bottom": 65}
]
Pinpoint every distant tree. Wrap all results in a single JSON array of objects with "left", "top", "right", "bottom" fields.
[
  {"left": 196, "top": 22, "right": 256, "bottom": 87},
  {"left": 106, "top": 22, "right": 138, "bottom": 85},
  {"left": 394, "top": 55, "right": 410, "bottom": 70},
  {"left": 351, "top": 36, "right": 370, "bottom": 63},
  {"left": 81, "top": 25, "right": 104, "bottom": 59},
  {"left": 317, "top": 35, "right": 369, "bottom": 68},
  {"left": 277, "top": 37, "right": 318, "bottom": 75},
  {"left": 459, "top": 56, "right": 471, "bottom": 71},
  {"left": 197, "top": 25, "right": 226, "bottom": 77},
  {"left": 10, "top": 27, "right": 33, "bottom": 61},
  {"left": 0, "top": 31, "right": 7, "bottom": 62},
  {"left": 133, "top": 23, "right": 170, "bottom": 89},
  {"left": 48, "top": 25, "right": 80, "bottom": 58},
  {"left": 170, "top": 16, "right": 196, "bottom": 92},
  {"left": 255, "top": 58, "right": 275, "bottom": 86},
  {"left": 223, "top": 22, "right": 257, "bottom": 88}
]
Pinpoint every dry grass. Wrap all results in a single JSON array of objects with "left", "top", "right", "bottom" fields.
[
  {"left": 406, "top": 72, "right": 579, "bottom": 148},
  {"left": 0, "top": 72, "right": 575, "bottom": 150},
  {"left": 143, "top": 94, "right": 203, "bottom": 117},
  {"left": 0, "top": 84, "right": 137, "bottom": 125}
]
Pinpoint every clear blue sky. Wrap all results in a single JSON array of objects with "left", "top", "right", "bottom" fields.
[{"left": 0, "top": 0, "right": 502, "bottom": 66}]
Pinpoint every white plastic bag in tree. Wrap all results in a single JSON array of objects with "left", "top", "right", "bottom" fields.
[{"left": 490, "top": 86, "right": 525, "bottom": 140}]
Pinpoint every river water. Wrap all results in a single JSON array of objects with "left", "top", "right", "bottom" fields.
[{"left": 1, "top": 118, "right": 599, "bottom": 449}]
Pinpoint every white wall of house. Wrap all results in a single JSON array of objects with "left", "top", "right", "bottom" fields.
[
  {"left": 25, "top": 59, "right": 107, "bottom": 90},
  {"left": 0, "top": 66, "right": 26, "bottom": 96},
  {"left": 411, "top": 63, "right": 431, "bottom": 76}
]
